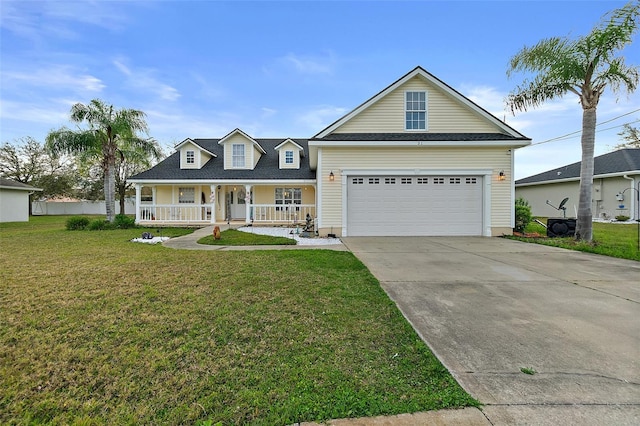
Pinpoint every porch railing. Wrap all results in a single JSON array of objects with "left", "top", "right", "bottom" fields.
[
  {"left": 139, "top": 204, "right": 212, "bottom": 222},
  {"left": 251, "top": 204, "right": 316, "bottom": 223},
  {"left": 137, "top": 204, "right": 316, "bottom": 224}
]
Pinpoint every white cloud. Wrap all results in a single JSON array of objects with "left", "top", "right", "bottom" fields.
[
  {"left": 0, "top": 0, "right": 130, "bottom": 41},
  {"left": 274, "top": 51, "right": 337, "bottom": 75},
  {"left": 2, "top": 66, "right": 105, "bottom": 94},
  {"left": 296, "top": 105, "right": 348, "bottom": 131},
  {"left": 113, "top": 59, "right": 181, "bottom": 101}
]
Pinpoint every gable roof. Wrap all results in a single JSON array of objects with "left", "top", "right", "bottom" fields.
[
  {"left": 516, "top": 148, "right": 640, "bottom": 186},
  {"left": 129, "top": 138, "right": 314, "bottom": 182},
  {"left": 218, "top": 128, "right": 267, "bottom": 155},
  {"left": 175, "top": 138, "right": 217, "bottom": 157},
  {"left": 312, "top": 66, "right": 529, "bottom": 141},
  {"left": 274, "top": 139, "right": 305, "bottom": 158}
]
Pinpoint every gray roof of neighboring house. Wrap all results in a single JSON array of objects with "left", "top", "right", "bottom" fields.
[
  {"left": 310, "top": 132, "right": 527, "bottom": 142},
  {"left": 130, "top": 138, "right": 315, "bottom": 181},
  {"left": 516, "top": 148, "right": 640, "bottom": 185},
  {"left": 0, "top": 177, "right": 41, "bottom": 191}
]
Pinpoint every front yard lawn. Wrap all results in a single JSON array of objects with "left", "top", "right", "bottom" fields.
[
  {"left": 198, "top": 228, "right": 296, "bottom": 245},
  {"left": 0, "top": 216, "right": 477, "bottom": 425},
  {"left": 508, "top": 218, "right": 640, "bottom": 261}
]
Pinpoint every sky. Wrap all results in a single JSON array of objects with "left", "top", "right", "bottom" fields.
[{"left": 1, "top": 0, "right": 639, "bottom": 179}]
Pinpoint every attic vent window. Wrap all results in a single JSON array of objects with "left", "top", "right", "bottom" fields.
[
  {"left": 186, "top": 150, "right": 195, "bottom": 164},
  {"left": 285, "top": 150, "right": 294, "bottom": 164},
  {"left": 405, "top": 91, "right": 426, "bottom": 130}
]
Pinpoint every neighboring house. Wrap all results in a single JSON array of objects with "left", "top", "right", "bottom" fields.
[
  {"left": 515, "top": 148, "right": 640, "bottom": 220},
  {"left": 130, "top": 66, "right": 531, "bottom": 236},
  {"left": 0, "top": 178, "right": 42, "bottom": 223}
]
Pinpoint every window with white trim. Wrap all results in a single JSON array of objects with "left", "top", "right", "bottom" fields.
[
  {"left": 178, "top": 187, "right": 195, "bottom": 203},
  {"left": 285, "top": 150, "right": 294, "bottom": 164},
  {"left": 186, "top": 150, "right": 195, "bottom": 164},
  {"left": 401, "top": 177, "right": 412, "bottom": 184},
  {"left": 405, "top": 91, "right": 426, "bottom": 130},
  {"left": 275, "top": 187, "right": 302, "bottom": 210},
  {"left": 232, "top": 144, "right": 245, "bottom": 168},
  {"left": 417, "top": 177, "right": 428, "bottom": 184},
  {"left": 352, "top": 178, "right": 364, "bottom": 184}
]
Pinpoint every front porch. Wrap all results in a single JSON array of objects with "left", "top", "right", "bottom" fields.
[
  {"left": 136, "top": 203, "right": 317, "bottom": 226},
  {"left": 134, "top": 183, "right": 316, "bottom": 226}
]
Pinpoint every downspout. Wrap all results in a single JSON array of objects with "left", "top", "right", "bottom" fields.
[{"left": 623, "top": 175, "right": 636, "bottom": 220}]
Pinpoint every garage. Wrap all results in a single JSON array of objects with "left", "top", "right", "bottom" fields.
[{"left": 346, "top": 175, "right": 483, "bottom": 236}]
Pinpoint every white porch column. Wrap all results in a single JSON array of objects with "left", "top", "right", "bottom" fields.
[
  {"left": 210, "top": 184, "right": 217, "bottom": 224},
  {"left": 135, "top": 183, "right": 141, "bottom": 223},
  {"left": 245, "top": 184, "right": 252, "bottom": 224}
]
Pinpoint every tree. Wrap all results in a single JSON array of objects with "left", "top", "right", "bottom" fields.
[
  {"left": 616, "top": 123, "right": 640, "bottom": 148},
  {"left": 114, "top": 140, "right": 162, "bottom": 214},
  {"left": 506, "top": 2, "right": 640, "bottom": 241},
  {"left": 46, "top": 99, "right": 157, "bottom": 222},
  {"left": 0, "top": 137, "right": 77, "bottom": 202}
]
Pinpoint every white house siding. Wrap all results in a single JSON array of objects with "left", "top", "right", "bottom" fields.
[
  {"left": 333, "top": 76, "right": 501, "bottom": 134},
  {"left": 0, "top": 189, "right": 30, "bottom": 222},
  {"left": 318, "top": 146, "right": 512, "bottom": 236},
  {"left": 516, "top": 176, "right": 638, "bottom": 220}
]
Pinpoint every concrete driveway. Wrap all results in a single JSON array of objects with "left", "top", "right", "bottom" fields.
[{"left": 342, "top": 237, "right": 640, "bottom": 425}]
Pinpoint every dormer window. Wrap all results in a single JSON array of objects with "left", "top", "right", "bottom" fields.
[
  {"left": 285, "top": 150, "right": 294, "bottom": 164},
  {"left": 232, "top": 144, "right": 245, "bottom": 167},
  {"left": 405, "top": 91, "right": 426, "bottom": 130},
  {"left": 186, "top": 150, "right": 195, "bottom": 164}
]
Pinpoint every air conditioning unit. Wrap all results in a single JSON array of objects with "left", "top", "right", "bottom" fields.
[{"left": 547, "top": 218, "right": 576, "bottom": 238}]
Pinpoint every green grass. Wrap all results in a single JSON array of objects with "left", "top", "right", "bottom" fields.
[
  {"left": 0, "top": 216, "right": 477, "bottom": 425},
  {"left": 198, "top": 228, "right": 296, "bottom": 245},
  {"left": 507, "top": 218, "right": 640, "bottom": 261}
]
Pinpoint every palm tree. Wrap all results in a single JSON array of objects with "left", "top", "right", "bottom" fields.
[
  {"left": 46, "top": 99, "right": 157, "bottom": 222},
  {"left": 506, "top": 2, "right": 640, "bottom": 241}
]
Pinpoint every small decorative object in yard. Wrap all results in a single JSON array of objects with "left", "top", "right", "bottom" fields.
[
  {"left": 213, "top": 226, "right": 221, "bottom": 240},
  {"left": 141, "top": 232, "right": 154, "bottom": 240},
  {"left": 300, "top": 214, "right": 315, "bottom": 238}
]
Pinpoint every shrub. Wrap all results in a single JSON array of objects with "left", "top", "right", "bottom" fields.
[
  {"left": 514, "top": 197, "right": 532, "bottom": 233},
  {"left": 87, "top": 219, "right": 116, "bottom": 231},
  {"left": 615, "top": 215, "right": 630, "bottom": 222},
  {"left": 66, "top": 216, "right": 90, "bottom": 231},
  {"left": 114, "top": 214, "right": 136, "bottom": 229}
]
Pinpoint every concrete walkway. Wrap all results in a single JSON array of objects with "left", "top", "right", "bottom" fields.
[
  {"left": 161, "top": 225, "right": 348, "bottom": 251},
  {"left": 342, "top": 236, "right": 640, "bottom": 426}
]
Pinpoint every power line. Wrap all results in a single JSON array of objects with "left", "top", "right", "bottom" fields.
[{"left": 527, "top": 108, "right": 640, "bottom": 146}]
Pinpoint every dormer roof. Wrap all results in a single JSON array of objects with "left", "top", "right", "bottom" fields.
[{"left": 217, "top": 128, "right": 267, "bottom": 154}]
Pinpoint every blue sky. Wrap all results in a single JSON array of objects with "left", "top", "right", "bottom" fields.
[{"left": 1, "top": 0, "right": 639, "bottom": 179}]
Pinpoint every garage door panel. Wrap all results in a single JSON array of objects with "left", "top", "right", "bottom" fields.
[{"left": 347, "top": 175, "right": 483, "bottom": 236}]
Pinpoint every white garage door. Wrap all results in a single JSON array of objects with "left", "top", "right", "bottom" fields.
[{"left": 346, "top": 175, "right": 483, "bottom": 236}]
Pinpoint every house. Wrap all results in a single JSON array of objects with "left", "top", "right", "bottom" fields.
[
  {"left": 515, "top": 148, "right": 640, "bottom": 220},
  {"left": 0, "top": 178, "right": 42, "bottom": 223},
  {"left": 129, "top": 66, "right": 531, "bottom": 236}
]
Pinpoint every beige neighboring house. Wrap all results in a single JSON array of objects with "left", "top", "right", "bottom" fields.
[
  {"left": 0, "top": 178, "right": 42, "bottom": 223},
  {"left": 130, "top": 66, "right": 531, "bottom": 236},
  {"left": 515, "top": 148, "right": 640, "bottom": 220}
]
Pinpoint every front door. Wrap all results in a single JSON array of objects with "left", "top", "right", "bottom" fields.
[{"left": 226, "top": 190, "right": 246, "bottom": 220}]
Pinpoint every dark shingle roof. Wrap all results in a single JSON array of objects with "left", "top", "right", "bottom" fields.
[
  {"left": 0, "top": 177, "right": 40, "bottom": 190},
  {"left": 516, "top": 148, "right": 640, "bottom": 185},
  {"left": 311, "top": 133, "right": 527, "bottom": 142},
  {"left": 130, "top": 138, "right": 315, "bottom": 181}
]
